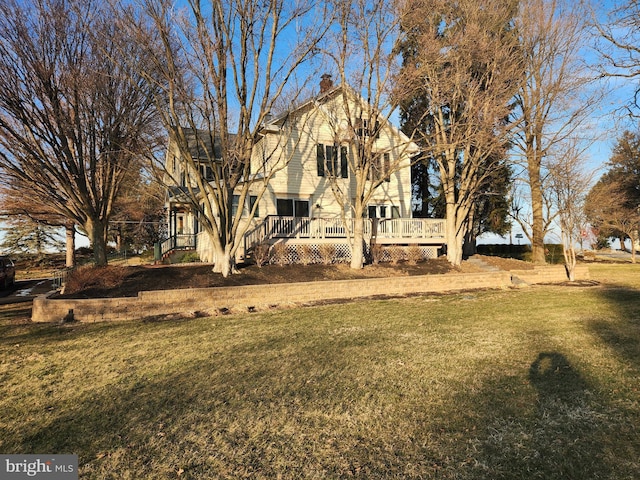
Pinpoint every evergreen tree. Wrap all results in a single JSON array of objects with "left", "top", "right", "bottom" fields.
[
  {"left": 398, "top": 0, "right": 519, "bottom": 263},
  {"left": 1, "top": 217, "right": 64, "bottom": 259},
  {"left": 585, "top": 130, "right": 640, "bottom": 250}
]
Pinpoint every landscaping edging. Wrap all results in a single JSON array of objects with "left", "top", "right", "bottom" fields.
[{"left": 31, "top": 265, "right": 590, "bottom": 323}]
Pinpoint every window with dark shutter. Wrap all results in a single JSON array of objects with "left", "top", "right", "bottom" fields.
[
  {"left": 326, "top": 145, "right": 337, "bottom": 176},
  {"left": 340, "top": 146, "right": 348, "bottom": 178},
  {"left": 369, "top": 154, "right": 382, "bottom": 181},
  {"left": 249, "top": 195, "right": 259, "bottom": 217},
  {"left": 319, "top": 144, "right": 349, "bottom": 178},
  {"left": 355, "top": 118, "right": 380, "bottom": 138},
  {"left": 384, "top": 153, "right": 391, "bottom": 182},
  {"left": 317, "top": 144, "right": 325, "bottom": 177},
  {"left": 355, "top": 118, "right": 364, "bottom": 137}
]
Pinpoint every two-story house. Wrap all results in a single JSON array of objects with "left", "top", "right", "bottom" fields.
[{"left": 162, "top": 76, "right": 445, "bottom": 264}]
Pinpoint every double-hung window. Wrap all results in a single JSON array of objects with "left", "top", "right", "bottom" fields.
[
  {"left": 232, "top": 195, "right": 259, "bottom": 217},
  {"left": 368, "top": 152, "right": 391, "bottom": 182},
  {"left": 317, "top": 144, "right": 349, "bottom": 178},
  {"left": 368, "top": 204, "right": 400, "bottom": 219}
]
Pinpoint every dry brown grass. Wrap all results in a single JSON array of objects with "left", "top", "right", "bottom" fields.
[{"left": 1, "top": 264, "right": 640, "bottom": 478}]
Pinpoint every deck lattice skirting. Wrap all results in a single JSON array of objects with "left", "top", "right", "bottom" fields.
[
  {"left": 267, "top": 243, "right": 439, "bottom": 265},
  {"left": 32, "top": 265, "right": 589, "bottom": 323}
]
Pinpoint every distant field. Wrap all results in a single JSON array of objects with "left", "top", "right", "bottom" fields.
[{"left": 1, "top": 264, "right": 639, "bottom": 479}]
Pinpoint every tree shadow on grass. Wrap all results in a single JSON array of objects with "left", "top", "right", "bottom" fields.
[
  {"left": 589, "top": 285, "right": 640, "bottom": 368},
  {"left": 461, "top": 352, "right": 612, "bottom": 480},
  {"left": 2, "top": 326, "right": 403, "bottom": 478}
]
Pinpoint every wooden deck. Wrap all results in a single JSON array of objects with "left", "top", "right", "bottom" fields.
[{"left": 245, "top": 215, "right": 446, "bottom": 247}]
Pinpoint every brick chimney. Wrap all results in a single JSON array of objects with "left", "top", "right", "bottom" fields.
[{"left": 320, "top": 74, "right": 333, "bottom": 94}]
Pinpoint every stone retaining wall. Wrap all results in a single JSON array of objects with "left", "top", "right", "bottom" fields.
[
  {"left": 31, "top": 265, "right": 589, "bottom": 324},
  {"left": 511, "top": 264, "right": 590, "bottom": 285}
]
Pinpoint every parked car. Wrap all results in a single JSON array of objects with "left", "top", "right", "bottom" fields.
[{"left": 0, "top": 256, "right": 15, "bottom": 289}]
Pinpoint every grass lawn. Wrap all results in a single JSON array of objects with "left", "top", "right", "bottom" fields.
[{"left": 1, "top": 264, "right": 640, "bottom": 479}]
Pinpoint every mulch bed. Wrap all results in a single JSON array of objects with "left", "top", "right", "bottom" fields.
[{"left": 58, "top": 255, "right": 534, "bottom": 299}]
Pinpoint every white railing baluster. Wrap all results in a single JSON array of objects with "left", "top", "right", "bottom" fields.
[{"left": 251, "top": 216, "right": 445, "bottom": 242}]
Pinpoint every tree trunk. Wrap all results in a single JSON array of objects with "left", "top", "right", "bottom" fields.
[
  {"left": 65, "top": 222, "right": 76, "bottom": 268},
  {"left": 528, "top": 160, "right": 546, "bottom": 264},
  {"left": 116, "top": 226, "right": 123, "bottom": 253},
  {"left": 562, "top": 232, "right": 576, "bottom": 281},
  {"left": 211, "top": 242, "right": 238, "bottom": 277},
  {"left": 445, "top": 203, "right": 463, "bottom": 266},
  {"left": 350, "top": 214, "right": 365, "bottom": 270},
  {"left": 619, "top": 235, "right": 627, "bottom": 253},
  {"left": 86, "top": 218, "right": 108, "bottom": 266},
  {"left": 462, "top": 236, "right": 476, "bottom": 258}
]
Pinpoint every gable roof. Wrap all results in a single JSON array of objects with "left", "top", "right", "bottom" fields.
[
  {"left": 267, "top": 83, "right": 419, "bottom": 155},
  {"left": 169, "top": 128, "right": 237, "bottom": 160}
]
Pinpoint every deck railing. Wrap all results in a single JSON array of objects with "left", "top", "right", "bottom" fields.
[
  {"left": 160, "top": 234, "right": 197, "bottom": 256},
  {"left": 373, "top": 218, "right": 445, "bottom": 240},
  {"left": 246, "top": 216, "right": 445, "bottom": 246},
  {"left": 266, "top": 216, "right": 350, "bottom": 239}
]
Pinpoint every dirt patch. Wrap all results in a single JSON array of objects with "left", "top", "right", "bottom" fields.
[{"left": 58, "top": 257, "right": 493, "bottom": 299}]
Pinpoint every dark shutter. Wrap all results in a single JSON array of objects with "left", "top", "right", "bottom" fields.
[
  {"left": 340, "top": 146, "right": 348, "bottom": 178},
  {"left": 317, "top": 144, "right": 325, "bottom": 176},
  {"left": 384, "top": 153, "right": 391, "bottom": 182}
]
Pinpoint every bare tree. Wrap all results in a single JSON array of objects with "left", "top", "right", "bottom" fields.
[
  {"left": 595, "top": 0, "right": 640, "bottom": 116},
  {"left": 513, "top": 0, "right": 601, "bottom": 264},
  {"left": 398, "top": 0, "right": 522, "bottom": 266},
  {"left": 315, "top": 0, "right": 419, "bottom": 270},
  {"left": 508, "top": 172, "right": 557, "bottom": 257},
  {"left": 547, "top": 140, "right": 594, "bottom": 280},
  {"left": 124, "top": 0, "right": 329, "bottom": 277},
  {"left": 109, "top": 174, "right": 165, "bottom": 253},
  {"left": 0, "top": 0, "right": 160, "bottom": 266}
]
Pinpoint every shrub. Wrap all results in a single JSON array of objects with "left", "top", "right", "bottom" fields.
[
  {"left": 406, "top": 245, "right": 424, "bottom": 265},
  {"left": 297, "top": 244, "right": 314, "bottom": 265},
  {"left": 318, "top": 244, "right": 336, "bottom": 264},
  {"left": 271, "top": 243, "right": 289, "bottom": 266},
  {"left": 252, "top": 242, "right": 271, "bottom": 268},
  {"left": 63, "top": 265, "right": 129, "bottom": 295},
  {"left": 370, "top": 243, "right": 384, "bottom": 265},
  {"left": 179, "top": 252, "right": 200, "bottom": 263},
  {"left": 389, "top": 246, "right": 405, "bottom": 265},
  {"left": 75, "top": 246, "right": 93, "bottom": 256}
]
